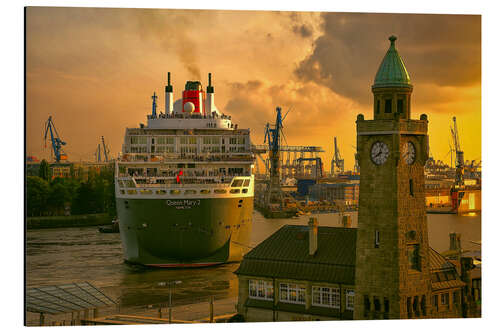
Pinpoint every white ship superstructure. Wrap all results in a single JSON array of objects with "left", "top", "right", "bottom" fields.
[{"left": 114, "top": 73, "right": 254, "bottom": 267}]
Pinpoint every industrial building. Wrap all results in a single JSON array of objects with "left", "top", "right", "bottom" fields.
[{"left": 309, "top": 181, "right": 359, "bottom": 206}]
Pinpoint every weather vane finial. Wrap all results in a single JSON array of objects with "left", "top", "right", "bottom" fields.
[{"left": 389, "top": 35, "right": 397, "bottom": 46}]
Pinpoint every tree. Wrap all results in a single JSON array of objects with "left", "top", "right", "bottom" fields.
[
  {"left": 39, "top": 159, "right": 50, "bottom": 181},
  {"left": 26, "top": 176, "right": 50, "bottom": 216},
  {"left": 105, "top": 176, "right": 117, "bottom": 217},
  {"left": 47, "top": 182, "right": 69, "bottom": 215}
]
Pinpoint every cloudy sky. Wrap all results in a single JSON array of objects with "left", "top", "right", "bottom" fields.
[{"left": 26, "top": 7, "right": 481, "bottom": 169}]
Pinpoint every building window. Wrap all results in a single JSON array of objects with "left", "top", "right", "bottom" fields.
[
  {"left": 374, "top": 230, "right": 380, "bottom": 248},
  {"left": 157, "top": 136, "right": 174, "bottom": 145},
  {"left": 420, "top": 295, "right": 426, "bottom": 316},
  {"left": 384, "top": 298, "right": 389, "bottom": 314},
  {"left": 130, "top": 136, "right": 147, "bottom": 144},
  {"left": 363, "top": 295, "right": 370, "bottom": 317},
  {"left": 409, "top": 179, "right": 414, "bottom": 196},
  {"left": 376, "top": 99, "right": 380, "bottom": 114},
  {"left": 413, "top": 296, "right": 419, "bottom": 316},
  {"left": 397, "top": 99, "right": 403, "bottom": 114},
  {"left": 280, "top": 283, "right": 306, "bottom": 304},
  {"left": 441, "top": 293, "right": 450, "bottom": 309},
  {"left": 249, "top": 280, "right": 274, "bottom": 301},
  {"left": 346, "top": 290, "right": 355, "bottom": 310},
  {"left": 312, "top": 286, "right": 340, "bottom": 308},
  {"left": 407, "top": 244, "right": 420, "bottom": 271},
  {"left": 374, "top": 297, "right": 381, "bottom": 312},
  {"left": 453, "top": 290, "right": 460, "bottom": 304},
  {"left": 432, "top": 294, "right": 439, "bottom": 311},
  {"left": 384, "top": 99, "right": 392, "bottom": 113},
  {"left": 180, "top": 137, "right": 197, "bottom": 144}
]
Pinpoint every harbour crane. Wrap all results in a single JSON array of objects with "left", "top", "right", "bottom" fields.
[
  {"left": 450, "top": 116, "right": 464, "bottom": 186},
  {"left": 264, "top": 106, "right": 290, "bottom": 181},
  {"left": 330, "top": 137, "right": 344, "bottom": 175},
  {"left": 263, "top": 106, "right": 290, "bottom": 207},
  {"left": 43, "top": 116, "right": 68, "bottom": 162},
  {"left": 450, "top": 116, "right": 466, "bottom": 213},
  {"left": 353, "top": 153, "right": 360, "bottom": 174},
  {"left": 95, "top": 136, "right": 111, "bottom": 162},
  {"left": 101, "top": 136, "right": 110, "bottom": 162},
  {"left": 95, "top": 143, "right": 101, "bottom": 162}
]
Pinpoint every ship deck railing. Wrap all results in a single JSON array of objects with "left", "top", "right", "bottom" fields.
[
  {"left": 117, "top": 174, "right": 248, "bottom": 179},
  {"left": 118, "top": 153, "right": 254, "bottom": 163},
  {"left": 117, "top": 178, "right": 241, "bottom": 188},
  {"left": 117, "top": 174, "right": 250, "bottom": 181}
]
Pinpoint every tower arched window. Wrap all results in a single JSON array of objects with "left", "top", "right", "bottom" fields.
[{"left": 384, "top": 99, "right": 392, "bottom": 113}]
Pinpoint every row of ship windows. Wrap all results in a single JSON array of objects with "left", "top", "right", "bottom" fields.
[
  {"left": 120, "top": 188, "right": 249, "bottom": 195},
  {"left": 249, "top": 280, "right": 355, "bottom": 310},
  {"left": 129, "top": 146, "right": 247, "bottom": 153},
  {"left": 129, "top": 136, "right": 246, "bottom": 145}
]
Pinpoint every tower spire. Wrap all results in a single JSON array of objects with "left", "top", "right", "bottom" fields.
[{"left": 372, "top": 35, "right": 413, "bottom": 120}]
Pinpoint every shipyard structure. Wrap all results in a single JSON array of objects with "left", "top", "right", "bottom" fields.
[{"left": 235, "top": 36, "right": 479, "bottom": 321}]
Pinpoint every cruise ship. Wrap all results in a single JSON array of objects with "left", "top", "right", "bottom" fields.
[{"left": 115, "top": 73, "right": 254, "bottom": 267}]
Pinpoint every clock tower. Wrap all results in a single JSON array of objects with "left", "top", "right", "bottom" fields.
[{"left": 354, "top": 36, "right": 432, "bottom": 319}]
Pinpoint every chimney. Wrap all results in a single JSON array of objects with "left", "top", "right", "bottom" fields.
[
  {"left": 449, "top": 232, "right": 462, "bottom": 252},
  {"left": 205, "top": 72, "right": 215, "bottom": 115},
  {"left": 205, "top": 73, "right": 215, "bottom": 115},
  {"left": 165, "top": 72, "right": 173, "bottom": 115},
  {"left": 308, "top": 217, "right": 318, "bottom": 256}
]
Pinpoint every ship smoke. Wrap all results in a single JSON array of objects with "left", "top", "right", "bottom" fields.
[{"left": 133, "top": 10, "right": 202, "bottom": 80}]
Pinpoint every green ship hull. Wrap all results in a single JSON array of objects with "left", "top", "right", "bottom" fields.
[{"left": 116, "top": 196, "right": 253, "bottom": 267}]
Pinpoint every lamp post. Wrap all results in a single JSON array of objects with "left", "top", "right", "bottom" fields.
[{"left": 159, "top": 280, "right": 182, "bottom": 324}]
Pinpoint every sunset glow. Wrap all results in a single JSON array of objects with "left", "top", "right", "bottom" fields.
[{"left": 26, "top": 8, "right": 481, "bottom": 169}]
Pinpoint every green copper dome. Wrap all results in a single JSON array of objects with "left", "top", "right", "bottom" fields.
[{"left": 373, "top": 35, "right": 412, "bottom": 88}]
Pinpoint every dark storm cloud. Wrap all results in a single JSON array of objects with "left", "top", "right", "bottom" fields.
[
  {"left": 295, "top": 13, "right": 481, "bottom": 105},
  {"left": 292, "top": 24, "right": 313, "bottom": 38}
]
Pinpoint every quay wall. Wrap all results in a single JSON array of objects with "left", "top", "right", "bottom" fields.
[{"left": 26, "top": 213, "right": 112, "bottom": 230}]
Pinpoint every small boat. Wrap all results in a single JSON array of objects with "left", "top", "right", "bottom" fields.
[{"left": 99, "top": 219, "right": 120, "bottom": 233}]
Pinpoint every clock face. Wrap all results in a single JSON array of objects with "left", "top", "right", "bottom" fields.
[
  {"left": 370, "top": 141, "right": 389, "bottom": 165},
  {"left": 402, "top": 141, "right": 416, "bottom": 165}
]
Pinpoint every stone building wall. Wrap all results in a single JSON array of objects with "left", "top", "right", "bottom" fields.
[{"left": 354, "top": 115, "right": 432, "bottom": 320}]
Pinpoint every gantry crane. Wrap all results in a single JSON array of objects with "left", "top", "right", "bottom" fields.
[
  {"left": 95, "top": 143, "right": 102, "bottom": 162},
  {"left": 450, "top": 116, "right": 464, "bottom": 186},
  {"left": 101, "top": 136, "right": 110, "bottom": 162},
  {"left": 95, "top": 136, "right": 110, "bottom": 162},
  {"left": 263, "top": 106, "right": 291, "bottom": 206},
  {"left": 44, "top": 116, "right": 68, "bottom": 162},
  {"left": 450, "top": 116, "right": 465, "bottom": 213},
  {"left": 331, "top": 137, "right": 344, "bottom": 175}
]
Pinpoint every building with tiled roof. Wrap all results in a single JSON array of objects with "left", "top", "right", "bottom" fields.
[{"left": 234, "top": 219, "right": 469, "bottom": 321}]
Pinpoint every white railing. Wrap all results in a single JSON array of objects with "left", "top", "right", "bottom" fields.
[{"left": 118, "top": 152, "right": 253, "bottom": 163}]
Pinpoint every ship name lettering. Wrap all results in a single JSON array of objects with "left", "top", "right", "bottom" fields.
[{"left": 166, "top": 200, "right": 201, "bottom": 207}]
